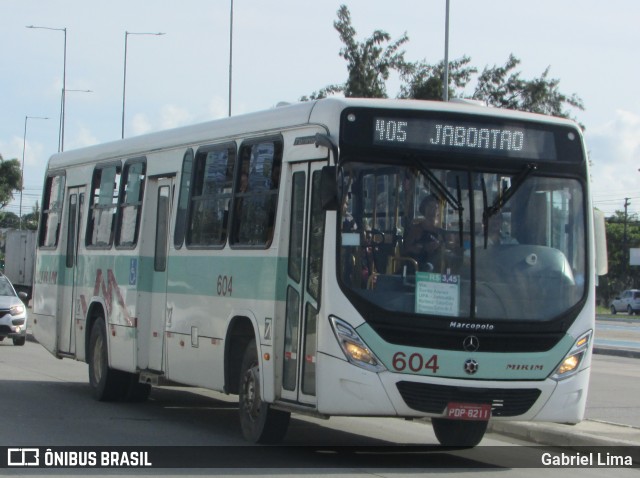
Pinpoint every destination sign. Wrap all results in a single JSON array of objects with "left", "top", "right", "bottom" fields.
[{"left": 373, "top": 117, "right": 558, "bottom": 160}]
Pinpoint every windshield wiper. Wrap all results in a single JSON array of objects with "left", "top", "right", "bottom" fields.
[
  {"left": 412, "top": 158, "right": 463, "bottom": 213},
  {"left": 482, "top": 163, "right": 537, "bottom": 248}
]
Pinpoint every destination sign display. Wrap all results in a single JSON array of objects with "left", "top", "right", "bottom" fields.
[{"left": 372, "top": 117, "right": 559, "bottom": 160}]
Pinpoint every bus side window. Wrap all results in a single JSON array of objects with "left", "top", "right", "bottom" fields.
[
  {"left": 186, "top": 144, "right": 235, "bottom": 247},
  {"left": 174, "top": 148, "right": 194, "bottom": 249},
  {"left": 86, "top": 163, "right": 121, "bottom": 248},
  {"left": 116, "top": 158, "right": 146, "bottom": 248},
  {"left": 39, "top": 173, "right": 66, "bottom": 248},
  {"left": 231, "top": 139, "right": 282, "bottom": 247}
]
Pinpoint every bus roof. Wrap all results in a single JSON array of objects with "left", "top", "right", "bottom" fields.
[{"left": 46, "top": 97, "right": 579, "bottom": 170}]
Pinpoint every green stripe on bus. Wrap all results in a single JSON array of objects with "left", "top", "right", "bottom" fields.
[{"left": 36, "top": 253, "right": 289, "bottom": 301}]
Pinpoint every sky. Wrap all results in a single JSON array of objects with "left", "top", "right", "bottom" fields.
[{"left": 2, "top": 0, "right": 639, "bottom": 218}]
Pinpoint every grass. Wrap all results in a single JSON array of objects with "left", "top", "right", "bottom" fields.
[{"left": 596, "top": 305, "right": 639, "bottom": 318}]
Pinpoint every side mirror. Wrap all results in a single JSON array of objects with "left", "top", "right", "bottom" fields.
[
  {"left": 18, "top": 291, "right": 28, "bottom": 304},
  {"left": 593, "top": 208, "right": 608, "bottom": 276},
  {"left": 320, "top": 166, "right": 339, "bottom": 211}
]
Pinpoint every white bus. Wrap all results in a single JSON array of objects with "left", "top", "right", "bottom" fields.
[{"left": 32, "top": 98, "right": 606, "bottom": 446}]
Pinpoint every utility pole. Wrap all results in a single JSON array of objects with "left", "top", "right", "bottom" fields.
[{"left": 624, "top": 197, "right": 630, "bottom": 285}]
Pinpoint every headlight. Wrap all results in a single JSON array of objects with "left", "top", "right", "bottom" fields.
[
  {"left": 329, "top": 316, "right": 385, "bottom": 372},
  {"left": 10, "top": 304, "right": 25, "bottom": 316},
  {"left": 551, "top": 330, "right": 592, "bottom": 380}
]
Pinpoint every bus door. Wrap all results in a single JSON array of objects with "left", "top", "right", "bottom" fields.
[
  {"left": 142, "top": 176, "right": 174, "bottom": 372},
  {"left": 60, "top": 186, "right": 85, "bottom": 355},
  {"left": 281, "top": 162, "right": 325, "bottom": 406}
]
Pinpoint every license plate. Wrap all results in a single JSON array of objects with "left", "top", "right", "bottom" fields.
[{"left": 446, "top": 402, "right": 491, "bottom": 420}]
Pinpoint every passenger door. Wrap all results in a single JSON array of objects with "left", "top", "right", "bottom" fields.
[
  {"left": 281, "top": 162, "right": 325, "bottom": 406},
  {"left": 142, "top": 176, "right": 174, "bottom": 371},
  {"left": 60, "top": 186, "right": 85, "bottom": 355}
]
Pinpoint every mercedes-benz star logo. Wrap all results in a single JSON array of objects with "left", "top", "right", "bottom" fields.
[
  {"left": 464, "top": 359, "right": 479, "bottom": 375},
  {"left": 463, "top": 335, "right": 480, "bottom": 352}
]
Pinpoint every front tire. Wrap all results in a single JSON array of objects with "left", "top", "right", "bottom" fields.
[
  {"left": 238, "top": 339, "right": 290, "bottom": 443},
  {"left": 88, "top": 317, "right": 126, "bottom": 401},
  {"left": 432, "top": 418, "right": 488, "bottom": 447},
  {"left": 13, "top": 336, "right": 26, "bottom": 346},
  {"left": 611, "top": 305, "right": 617, "bottom": 314}
]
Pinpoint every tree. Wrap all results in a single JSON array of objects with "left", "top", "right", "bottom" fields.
[
  {"left": 471, "top": 54, "right": 584, "bottom": 121},
  {"left": 305, "top": 7, "right": 583, "bottom": 122},
  {"left": 399, "top": 56, "right": 476, "bottom": 101},
  {"left": 0, "top": 211, "right": 19, "bottom": 229},
  {"left": 301, "top": 4, "right": 409, "bottom": 100},
  {"left": 599, "top": 212, "right": 640, "bottom": 304},
  {"left": 0, "top": 154, "right": 22, "bottom": 209},
  {"left": 21, "top": 202, "right": 40, "bottom": 231}
]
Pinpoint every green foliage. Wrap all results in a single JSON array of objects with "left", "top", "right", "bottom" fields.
[
  {"left": 471, "top": 54, "right": 584, "bottom": 122},
  {"left": 599, "top": 211, "right": 640, "bottom": 303},
  {"left": 399, "top": 56, "right": 476, "bottom": 101},
  {"left": 21, "top": 202, "right": 40, "bottom": 231},
  {"left": 0, "top": 154, "right": 22, "bottom": 209},
  {"left": 0, "top": 211, "right": 19, "bottom": 229},
  {"left": 305, "top": 6, "right": 583, "bottom": 123},
  {"left": 301, "top": 4, "right": 409, "bottom": 100}
]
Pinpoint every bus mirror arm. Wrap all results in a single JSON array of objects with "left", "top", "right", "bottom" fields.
[{"left": 315, "top": 133, "right": 339, "bottom": 167}]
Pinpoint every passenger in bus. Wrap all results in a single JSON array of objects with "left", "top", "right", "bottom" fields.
[
  {"left": 361, "top": 226, "right": 378, "bottom": 288},
  {"left": 404, "top": 195, "right": 444, "bottom": 272},
  {"left": 482, "top": 213, "right": 518, "bottom": 246}
]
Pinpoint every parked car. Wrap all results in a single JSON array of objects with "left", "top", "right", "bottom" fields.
[
  {"left": 609, "top": 289, "right": 640, "bottom": 315},
  {"left": 0, "top": 272, "right": 28, "bottom": 346}
]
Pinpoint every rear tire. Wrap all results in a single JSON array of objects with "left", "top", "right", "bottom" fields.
[
  {"left": 88, "top": 317, "right": 126, "bottom": 401},
  {"left": 432, "top": 418, "right": 488, "bottom": 447},
  {"left": 238, "top": 339, "right": 290, "bottom": 443}
]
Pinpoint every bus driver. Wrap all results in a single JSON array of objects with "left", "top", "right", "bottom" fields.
[{"left": 404, "top": 195, "right": 444, "bottom": 272}]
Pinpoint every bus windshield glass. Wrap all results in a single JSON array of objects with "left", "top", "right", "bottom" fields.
[{"left": 337, "top": 161, "right": 586, "bottom": 322}]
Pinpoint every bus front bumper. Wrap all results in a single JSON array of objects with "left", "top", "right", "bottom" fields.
[{"left": 316, "top": 352, "right": 589, "bottom": 424}]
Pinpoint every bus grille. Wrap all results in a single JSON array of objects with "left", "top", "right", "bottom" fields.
[{"left": 396, "top": 382, "right": 542, "bottom": 417}]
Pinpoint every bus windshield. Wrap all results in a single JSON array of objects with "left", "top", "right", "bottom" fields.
[{"left": 337, "top": 160, "right": 586, "bottom": 322}]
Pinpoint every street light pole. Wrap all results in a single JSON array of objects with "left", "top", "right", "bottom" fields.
[
  {"left": 121, "top": 31, "right": 165, "bottom": 139},
  {"left": 20, "top": 116, "right": 49, "bottom": 230},
  {"left": 443, "top": 0, "right": 450, "bottom": 102},
  {"left": 229, "top": 0, "right": 234, "bottom": 117},
  {"left": 26, "top": 25, "right": 67, "bottom": 152}
]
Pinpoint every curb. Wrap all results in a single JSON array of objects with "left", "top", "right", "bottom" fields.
[
  {"left": 593, "top": 346, "right": 640, "bottom": 359},
  {"left": 488, "top": 420, "right": 640, "bottom": 458}
]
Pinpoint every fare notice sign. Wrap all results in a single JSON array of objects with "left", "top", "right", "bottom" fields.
[{"left": 415, "top": 272, "right": 460, "bottom": 316}]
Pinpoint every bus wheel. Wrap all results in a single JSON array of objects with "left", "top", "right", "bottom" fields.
[
  {"left": 431, "top": 418, "right": 488, "bottom": 447},
  {"left": 88, "top": 317, "right": 125, "bottom": 401},
  {"left": 238, "top": 339, "right": 290, "bottom": 444}
]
